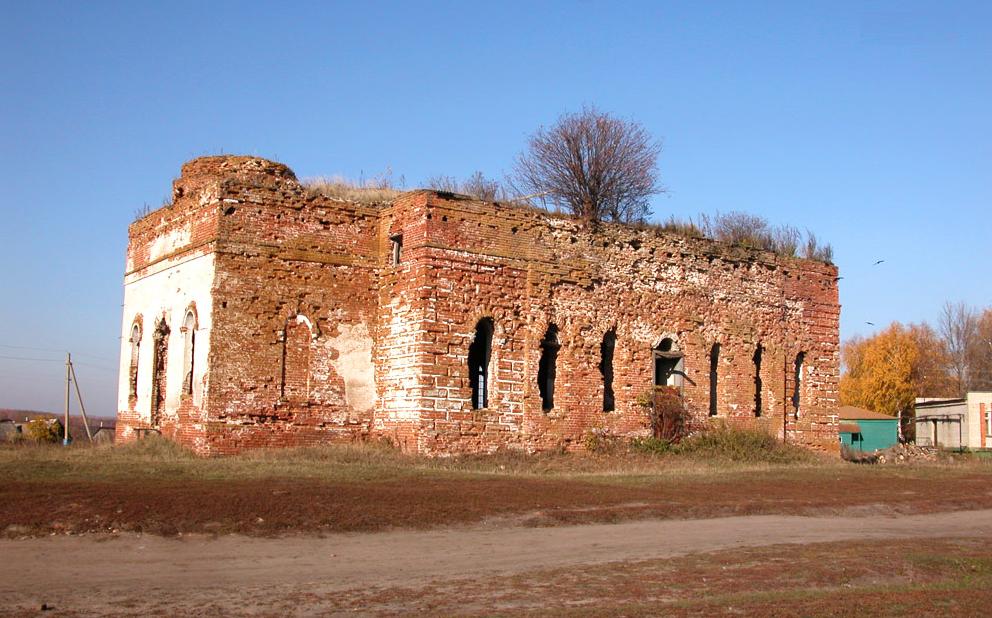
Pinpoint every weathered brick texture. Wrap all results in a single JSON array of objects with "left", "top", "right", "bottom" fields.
[{"left": 117, "top": 156, "right": 841, "bottom": 455}]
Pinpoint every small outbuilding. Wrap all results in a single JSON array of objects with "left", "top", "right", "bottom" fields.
[
  {"left": 914, "top": 392, "right": 992, "bottom": 450},
  {"left": 838, "top": 405, "right": 899, "bottom": 452},
  {"left": 92, "top": 425, "right": 115, "bottom": 444},
  {"left": 0, "top": 419, "right": 18, "bottom": 441}
]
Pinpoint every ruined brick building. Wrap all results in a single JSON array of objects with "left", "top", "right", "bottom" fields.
[{"left": 116, "top": 156, "right": 841, "bottom": 455}]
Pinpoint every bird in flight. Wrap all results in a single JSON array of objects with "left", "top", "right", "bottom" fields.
[
  {"left": 873, "top": 259, "right": 885, "bottom": 265},
  {"left": 866, "top": 321, "right": 875, "bottom": 326}
]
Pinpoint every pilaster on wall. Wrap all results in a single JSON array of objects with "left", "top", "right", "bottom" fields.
[
  {"left": 781, "top": 261, "right": 841, "bottom": 451},
  {"left": 980, "top": 403, "right": 987, "bottom": 448},
  {"left": 374, "top": 193, "right": 435, "bottom": 451}
]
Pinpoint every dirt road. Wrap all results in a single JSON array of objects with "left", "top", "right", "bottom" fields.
[{"left": 3, "top": 509, "right": 991, "bottom": 616}]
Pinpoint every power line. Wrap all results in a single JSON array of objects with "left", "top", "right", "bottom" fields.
[
  {"left": 0, "top": 343, "right": 65, "bottom": 353},
  {"left": 72, "top": 352, "right": 117, "bottom": 363},
  {"left": 0, "top": 370, "right": 65, "bottom": 380},
  {"left": 0, "top": 354, "right": 64, "bottom": 363},
  {"left": 73, "top": 361, "right": 116, "bottom": 372},
  {"left": 1, "top": 344, "right": 117, "bottom": 363},
  {"left": 0, "top": 353, "right": 115, "bottom": 371}
]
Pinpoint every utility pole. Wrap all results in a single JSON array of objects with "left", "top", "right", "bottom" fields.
[
  {"left": 69, "top": 360, "right": 94, "bottom": 441},
  {"left": 63, "top": 352, "right": 71, "bottom": 446},
  {"left": 61, "top": 352, "right": 95, "bottom": 445}
]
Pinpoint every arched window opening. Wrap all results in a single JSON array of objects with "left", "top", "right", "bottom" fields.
[
  {"left": 281, "top": 315, "right": 314, "bottom": 402},
  {"left": 129, "top": 323, "right": 141, "bottom": 400},
  {"left": 538, "top": 324, "right": 560, "bottom": 411},
  {"left": 600, "top": 329, "right": 616, "bottom": 412},
  {"left": 182, "top": 311, "right": 196, "bottom": 396},
  {"left": 753, "top": 344, "right": 763, "bottom": 417},
  {"left": 151, "top": 319, "right": 170, "bottom": 425},
  {"left": 654, "top": 338, "right": 684, "bottom": 389},
  {"left": 709, "top": 343, "right": 720, "bottom": 417},
  {"left": 390, "top": 234, "right": 403, "bottom": 265},
  {"left": 468, "top": 318, "right": 494, "bottom": 409},
  {"left": 792, "top": 351, "right": 805, "bottom": 418}
]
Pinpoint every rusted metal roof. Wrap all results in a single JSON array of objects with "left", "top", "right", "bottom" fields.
[{"left": 837, "top": 405, "right": 896, "bottom": 421}]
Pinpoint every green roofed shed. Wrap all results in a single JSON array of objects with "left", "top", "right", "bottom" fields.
[{"left": 838, "top": 406, "right": 899, "bottom": 451}]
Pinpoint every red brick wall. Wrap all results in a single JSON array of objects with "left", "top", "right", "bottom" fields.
[
  {"left": 390, "top": 193, "right": 840, "bottom": 454},
  {"left": 200, "top": 159, "right": 381, "bottom": 454},
  {"left": 118, "top": 156, "right": 841, "bottom": 455}
]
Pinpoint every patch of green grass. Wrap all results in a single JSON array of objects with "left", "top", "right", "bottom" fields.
[
  {"left": 673, "top": 424, "right": 816, "bottom": 464},
  {"left": 544, "top": 575, "right": 992, "bottom": 617},
  {"left": 907, "top": 551, "right": 992, "bottom": 581},
  {"left": 629, "top": 436, "right": 673, "bottom": 455}
]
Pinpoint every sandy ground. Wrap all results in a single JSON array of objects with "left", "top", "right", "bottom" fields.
[{"left": 2, "top": 509, "right": 991, "bottom": 616}]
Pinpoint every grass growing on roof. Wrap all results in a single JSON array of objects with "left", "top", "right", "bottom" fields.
[{"left": 302, "top": 175, "right": 404, "bottom": 204}]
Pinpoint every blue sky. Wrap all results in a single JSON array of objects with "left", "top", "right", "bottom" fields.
[{"left": 1, "top": 1, "right": 989, "bottom": 417}]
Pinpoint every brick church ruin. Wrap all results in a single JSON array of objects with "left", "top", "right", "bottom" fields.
[{"left": 116, "top": 156, "right": 841, "bottom": 455}]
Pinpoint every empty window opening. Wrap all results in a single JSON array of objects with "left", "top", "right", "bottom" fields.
[
  {"left": 600, "top": 329, "right": 616, "bottom": 412},
  {"left": 128, "top": 323, "right": 141, "bottom": 400},
  {"left": 708, "top": 343, "right": 720, "bottom": 416},
  {"left": 538, "top": 324, "right": 560, "bottom": 411},
  {"left": 390, "top": 234, "right": 403, "bottom": 265},
  {"left": 468, "top": 318, "right": 494, "bottom": 409},
  {"left": 654, "top": 338, "right": 684, "bottom": 389},
  {"left": 281, "top": 315, "right": 313, "bottom": 402},
  {"left": 182, "top": 311, "right": 196, "bottom": 396},
  {"left": 753, "top": 344, "right": 763, "bottom": 417},
  {"left": 151, "top": 319, "right": 170, "bottom": 426},
  {"left": 792, "top": 351, "right": 805, "bottom": 418}
]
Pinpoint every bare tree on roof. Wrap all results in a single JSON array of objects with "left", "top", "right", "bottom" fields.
[
  {"left": 460, "top": 171, "right": 504, "bottom": 202},
  {"left": 513, "top": 106, "right": 663, "bottom": 224},
  {"left": 424, "top": 171, "right": 505, "bottom": 201},
  {"left": 966, "top": 308, "right": 992, "bottom": 392}
]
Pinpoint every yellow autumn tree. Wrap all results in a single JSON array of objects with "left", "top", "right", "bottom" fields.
[
  {"left": 840, "top": 323, "right": 919, "bottom": 416},
  {"left": 839, "top": 335, "right": 867, "bottom": 408},
  {"left": 907, "top": 322, "right": 959, "bottom": 398}
]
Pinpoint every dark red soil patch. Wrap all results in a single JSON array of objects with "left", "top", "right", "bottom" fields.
[{"left": 3, "top": 471, "right": 992, "bottom": 537}]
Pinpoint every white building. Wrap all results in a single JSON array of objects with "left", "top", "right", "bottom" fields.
[{"left": 914, "top": 392, "right": 992, "bottom": 450}]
